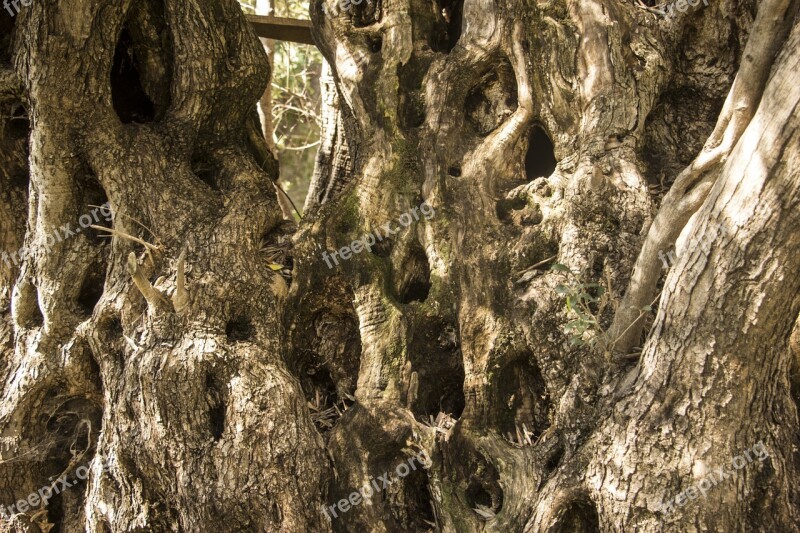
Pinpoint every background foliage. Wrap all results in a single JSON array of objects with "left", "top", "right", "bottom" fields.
[{"left": 241, "top": 0, "right": 322, "bottom": 213}]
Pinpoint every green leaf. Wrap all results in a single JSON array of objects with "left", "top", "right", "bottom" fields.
[{"left": 550, "top": 263, "right": 570, "bottom": 273}]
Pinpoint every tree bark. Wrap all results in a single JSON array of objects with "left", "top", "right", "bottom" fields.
[
  {"left": 256, "top": 0, "right": 276, "bottom": 151},
  {"left": 1, "top": 1, "right": 326, "bottom": 531},
  {"left": 299, "top": 0, "right": 800, "bottom": 530},
  {"left": 304, "top": 60, "right": 354, "bottom": 211},
  {"left": 0, "top": 0, "right": 799, "bottom": 531}
]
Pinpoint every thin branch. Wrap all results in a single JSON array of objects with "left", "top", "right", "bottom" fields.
[
  {"left": 172, "top": 249, "right": 189, "bottom": 315},
  {"left": 88, "top": 204, "right": 158, "bottom": 241},
  {"left": 274, "top": 181, "right": 303, "bottom": 219},
  {"left": 272, "top": 102, "right": 320, "bottom": 119},
  {"left": 515, "top": 255, "right": 557, "bottom": 276},
  {"left": 126, "top": 252, "right": 172, "bottom": 313},
  {"left": 279, "top": 140, "right": 321, "bottom": 151},
  {"left": 90, "top": 226, "right": 159, "bottom": 267}
]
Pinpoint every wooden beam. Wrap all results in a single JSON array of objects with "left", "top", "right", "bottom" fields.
[{"left": 246, "top": 15, "right": 315, "bottom": 46}]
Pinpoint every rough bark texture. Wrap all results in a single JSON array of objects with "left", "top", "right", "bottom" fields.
[
  {"left": 304, "top": 61, "right": 353, "bottom": 210},
  {"left": 1, "top": 1, "right": 324, "bottom": 531},
  {"left": 0, "top": 0, "right": 799, "bottom": 531}
]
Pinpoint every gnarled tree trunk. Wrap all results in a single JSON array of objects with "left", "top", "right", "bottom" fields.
[
  {"left": 1, "top": 0, "right": 799, "bottom": 531},
  {"left": 1, "top": 1, "right": 324, "bottom": 531}
]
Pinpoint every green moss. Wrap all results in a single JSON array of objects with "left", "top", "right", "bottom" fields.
[
  {"left": 379, "top": 136, "right": 422, "bottom": 194},
  {"left": 437, "top": 483, "right": 477, "bottom": 531},
  {"left": 336, "top": 190, "right": 362, "bottom": 235},
  {"left": 409, "top": 272, "right": 454, "bottom": 315}
]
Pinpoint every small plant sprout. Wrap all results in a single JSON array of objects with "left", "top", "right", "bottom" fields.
[
  {"left": 551, "top": 263, "right": 610, "bottom": 348},
  {"left": 551, "top": 262, "right": 659, "bottom": 358}
]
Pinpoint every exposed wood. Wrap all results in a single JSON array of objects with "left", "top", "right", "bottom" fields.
[{"left": 246, "top": 15, "right": 314, "bottom": 45}]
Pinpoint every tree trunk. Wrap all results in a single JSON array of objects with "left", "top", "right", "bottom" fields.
[
  {"left": 1, "top": 0, "right": 799, "bottom": 532},
  {"left": 0, "top": 1, "right": 325, "bottom": 531},
  {"left": 256, "top": 0, "right": 276, "bottom": 151},
  {"left": 304, "top": 60, "right": 353, "bottom": 211}
]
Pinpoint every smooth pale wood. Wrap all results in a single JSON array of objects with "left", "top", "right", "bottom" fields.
[{"left": 246, "top": 15, "right": 315, "bottom": 45}]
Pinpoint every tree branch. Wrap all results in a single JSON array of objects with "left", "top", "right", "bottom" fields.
[
  {"left": 171, "top": 250, "right": 189, "bottom": 315},
  {"left": 126, "top": 253, "right": 172, "bottom": 314}
]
